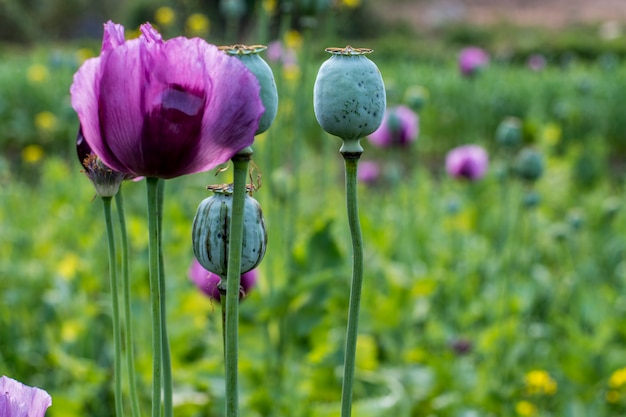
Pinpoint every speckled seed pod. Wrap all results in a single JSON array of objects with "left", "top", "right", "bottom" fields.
[
  {"left": 313, "top": 46, "right": 386, "bottom": 141},
  {"left": 192, "top": 186, "right": 267, "bottom": 277},
  {"left": 220, "top": 44, "right": 278, "bottom": 135}
]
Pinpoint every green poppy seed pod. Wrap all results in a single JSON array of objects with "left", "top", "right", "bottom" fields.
[
  {"left": 496, "top": 116, "right": 522, "bottom": 148},
  {"left": 404, "top": 85, "right": 429, "bottom": 111},
  {"left": 313, "top": 46, "right": 386, "bottom": 150},
  {"left": 220, "top": 45, "right": 278, "bottom": 135},
  {"left": 192, "top": 185, "right": 267, "bottom": 278},
  {"left": 513, "top": 148, "right": 544, "bottom": 182}
]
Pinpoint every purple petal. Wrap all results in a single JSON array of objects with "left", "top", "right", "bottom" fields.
[
  {"left": 71, "top": 57, "right": 110, "bottom": 166},
  {"left": 140, "top": 22, "right": 163, "bottom": 43},
  {"left": 101, "top": 21, "right": 126, "bottom": 53},
  {"left": 367, "top": 105, "right": 418, "bottom": 148},
  {"left": 358, "top": 160, "right": 380, "bottom": 184},
  {"left": 189, "top": 259, "right": 257, "bottom": 301},
  {"left": 0, "top": 376, "right": 52, "bottom": 417},
  {"left": 95, "top": 37, "right": 145, "bottom": 174},
  {"left": 446, "top": 144, "right": 489, "bottom": 181},
  {"left": 394, "top": 105, "right": 419, "bottom": 145}
]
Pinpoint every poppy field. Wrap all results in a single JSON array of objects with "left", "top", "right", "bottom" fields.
[{"left": 3, "top": 2, "right": 626, "bottom": 417}]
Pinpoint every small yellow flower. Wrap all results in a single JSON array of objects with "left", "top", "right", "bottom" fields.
[
  {"left": 22, "top": 144, "right": 44, "bottom": 164},
  {"left": 356, "top": 334, "right": 379, "bottom": 371},
  {"left": 609, "top": 367, "right": 626, "bottom": 389},
  {"left": 61, "top": 319, "right": 83, "bottom": 343},
  {"left": 341, "top": 0, "right": 361, "bottom": 8},
  {"left": 75, "top": 48, "right": 95, "bottom": 63},
  {"left": 541, "top": 123, "right": 561, "bottom": 147},
  {"left": 515, "top": 400, "right": 537, "bottom": 416},
  {"left": 155, "top": 6, "right": 176, "bottom": 26},
  {"left": 524, "top": 369, "right": 558, "bottom": 396},
  {"left": 607, "top": 390, "right": 621, "bottom": 404},
  {"left": 186, "top": 13, "right": 210, "bottom": 37},
  {"left": 282, "top": 64, "right": 301, "bottom": 83},
  {"left": 57, "top": 253, "right": 81, "bottom": 280},
  {"left": 262, "top": 0, "right": 277, "bottom": 13},
  {"left": 410, "top": 278, "right": 437, "bottom": 297},
  {"left": 284, "top": 30, "right": 302, "bottom": 50},
  {"left": 27, "top": 64, "right": 49, "bottom": 83},
  {"left": 35, "top": 111, "right": 57, "bottom": 132}
]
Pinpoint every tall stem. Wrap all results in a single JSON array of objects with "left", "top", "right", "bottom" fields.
[
  {"left": 115, "top": 190, "right": 142, "bottom": 417},
  {"left": 224, "top": 147, "right": 252, "bottom": 417},
  {"left": 339, "top": 146, "right": 364, "bottom": 417},
  {"left": 146, "top": 178, "right": 163, "bottom": 417},
  {"left": 157, "top": 180, "right": 173, "bottom": 417},
  {"left": 102, "top": 196, "right": 125, "bottom": 417}
]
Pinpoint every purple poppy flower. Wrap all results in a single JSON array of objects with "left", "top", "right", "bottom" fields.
[
  {"left": 527, "top": 54, "right": 546, "bottom": 71},
  {"left": 357, "top": 160, "right": 380, "bottom": 185},
  {"left": 189, "top": 258, "right": 257, "bottom": 301},
  {"left": 458, "top": 47, "right": 489, "bottom": 77},
  {"left": 0, "top": 375, "right": 52, "bottom": 417},
  {"left": 446, "top": 144, "right": 489, "bottom": 181},
  {"left": 70, "top": 21, "right": 264, "bottom": 179},
  {"left": 367, "top": 105, "right": 419, "bottom": 148},
  {"left": 266, "top": 40, "right": 298, "bottom": 67}
]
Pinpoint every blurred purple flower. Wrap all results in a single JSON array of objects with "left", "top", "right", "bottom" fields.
[
  {"left": 446, "top": 144, "right": 489, "bottom": 181},
  {"left": 357, "top": 160, "right": 380, "bottom": 185},
  {"left": 267, "top": 40, "right": 298, "bottom": 66},
  {"left": 0, "top": 375, "right": 51, "bottom": 417},
  {"left": 189, "top": 258, "right": 257, "bottom": 301},
  {"left": 70, "top": 21, "right": 264, "bottom": 179},
  {"left": 367, "top": 105, "right": 419, "bottom": 148},
  {"left": 449, "top": 338, "right": 472, "bottom": 355},
  {"left": 527, "top": 54, "right": 546, "bottom": 71},
  {"left": 458, "top": 47, "right": 489, "bottom": 77}
]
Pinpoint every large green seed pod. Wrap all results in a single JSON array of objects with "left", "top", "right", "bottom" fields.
[
  {"left": 313, "top": 46, "right": 386, "bottom": 143},
  {"left": 220, "top": 44, "right": 278, "bottom": 135},
  {"left": 192, "top": 185, "right": 267, "bottom": 278}
]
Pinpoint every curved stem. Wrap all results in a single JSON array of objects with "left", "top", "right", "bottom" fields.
[
  {"left": 115, "top": 190, "right": 142, "bottom": 417},
  {"left": 157, "top": 180, "right": 173, "bottom": 417},
  {"left": 339, "top": 151, "right": 364, "bottom": 417},
  {"left": 146, "top": 178, "right": 163, "bottom": 417},
  {"left": 225, "top": 148, "right": 252, "bottom": 417},
  {"left": 102, "top": 196, "right": 125, "bottom": 417}
]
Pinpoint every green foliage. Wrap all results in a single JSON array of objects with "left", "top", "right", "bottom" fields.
[{"left": 5, "top": 17, "right": 626, "bottom": 417}]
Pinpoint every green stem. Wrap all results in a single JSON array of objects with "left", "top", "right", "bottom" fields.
[
  {"left": 115, "top": 190, "right": 142, "bottom": 417},
  {"left": 225, "top": 147, "right": 252, "bottom": 417},
  {"left": 146, "top": 178, "right": 163, "bottom": 417},
  {"left": 157, "top": 180, "right": 173, "bottom": 417},
  {"left": 102, "top": 196, "right": 125, "bottom": 417},
  {"left": 339, "top": 149, "right": 364, "bottom": 417}
]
